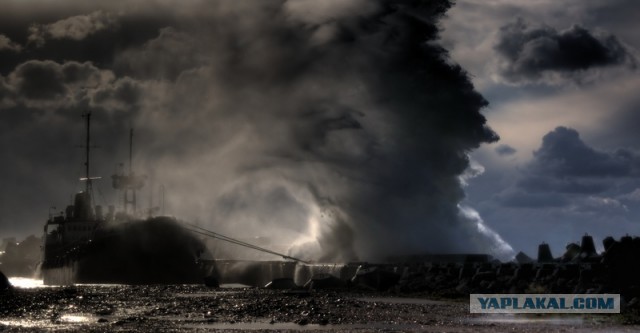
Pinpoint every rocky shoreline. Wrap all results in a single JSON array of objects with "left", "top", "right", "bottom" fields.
[
  {"left": 3, "top": 234, "right": 640, "bottom": 332},
  {"left": 1, "top": 283, "right": 640, "bottom": 332}
]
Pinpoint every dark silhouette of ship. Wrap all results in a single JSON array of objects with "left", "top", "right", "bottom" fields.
[{"left": 41, "top": 113, "right": 210, "bottom": 285}]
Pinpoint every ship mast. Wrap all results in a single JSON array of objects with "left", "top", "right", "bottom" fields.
[
  {"left": 129, "top": 129, "right": 133, "bottom": 175},
  {"left": 78, "top": 111, "right": 101, "bottom": 220},
  {"left": 111, "top": 127, "right": 145, "bottom": 217},
  {"left": 84, "top": 112, "right": 92, "bottom": 195},
  {"left": 80, "top": 112, "right": 99, "bottom": 199},
  {"left": 127, "top": 128, "right": 137, "bottom": 214}
]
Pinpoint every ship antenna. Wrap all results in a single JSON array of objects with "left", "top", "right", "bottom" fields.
[
  {"left": 80, "top": 112, "right": 101, "bottom": 203},
  {"left": 111, "top": 127, "right": 145, "bottom": 217},
  {"left": 83, "top": 112, "right": 92, "bottom": 195},
  {"left": 129, "top": 128, "right": 133, "bottom": 175},
  {"left": 128, "top": 128, "right": 137, "bottom": 214}
]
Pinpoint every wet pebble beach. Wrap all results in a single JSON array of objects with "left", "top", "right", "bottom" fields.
[{"left": 1, "top": 282, "right": 639, "bottom": 332}]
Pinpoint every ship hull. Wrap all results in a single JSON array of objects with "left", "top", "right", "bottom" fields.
[
  {"left": 41, "top": 217, "right": 214, "bottom": 285},
  {"left": 41, "top": 260, "right": 213, "bottom": 285},
  {"left": 42, "top": 263, "right": 77, "bottom": 285}
]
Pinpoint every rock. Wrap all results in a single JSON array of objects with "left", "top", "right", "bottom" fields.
[
  {"left": 458, "top": 264, "right": 475, "bottom": 280},
  {"left": 579, "top": 268, "right": 594, "bottom": 284},
  {"left": 580, "top": 234, "right": 597, "bottom": 257},
  {"left": 562, "top": 243, "right": 581, "bottom": 262},
  {"left": 352, "top": 266, "right": 400, "bottom": 291},
  {"left": 496, "top": 263, "right": 515, "bottom": 277},
  {"left": 534, "top": 264, "right": 555, "bottom": 281},
  {"left": 626, "top": 286, "right": 640, "bottom": 298},
  {"left": 574, "top": 234, "right": 601, "bottom": 262},
  {"left": 455, "top": 280, "right": 470, "bottom": 293},
  {"left": 511, "top": 264, "right": 534, "bottom": 281},
  {"left": 265, "top": 278, "right": 297, "bottom": 290},
  {"left": 479, "top": 280, "right": 491, "bottom": 290},
  {"left": 95, "top": 307, "right": 114, "bottom": 316},
  {"left": 537, "top": 243, "right": 554, "bottom": 263},
  {"left": 515, "top": 252, "right": 533, "bottom": 264},
  {"left": 203, "top": 275, "right": 219, "bottom": 288},
  {"left": 472, "top": 272, "right": 495, "bottom": 284},
  {"left": 602, "top": 236, "right": 616, "bottom": 252},
  {"left": 304, "top": 273, "right": 345, "bottom": 290},
  {"left": 0, "top": 270, "right": 11, "bottom": 291}
]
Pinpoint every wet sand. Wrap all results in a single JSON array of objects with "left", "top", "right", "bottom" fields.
[{"left": 1, "top": 282, "right": 638, "bottom": 332}]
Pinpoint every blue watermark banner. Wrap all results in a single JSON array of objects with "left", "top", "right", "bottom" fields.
[{"left": 470, "top": 294, "right": 620, "bottom": 313}]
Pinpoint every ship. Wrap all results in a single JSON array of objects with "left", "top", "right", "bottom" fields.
[{"left": 41, "top": 112, "right": 211, "bottom": 285}]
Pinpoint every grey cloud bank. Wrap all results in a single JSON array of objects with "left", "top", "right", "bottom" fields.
[
  {"left": 437, "top": 0, "right": 640, "bottom": 258},
  {"left": 498, "top": 126, "right": 640, "bottom": 209},
  {"left": 0, "top": 0, "right": 514, "bottom": 262},
  {"left": 495, "top": 144, "right": 516, "bottom": 156},
  {"left": 495, "top": 18, "right": 635, "bottom": 84}
]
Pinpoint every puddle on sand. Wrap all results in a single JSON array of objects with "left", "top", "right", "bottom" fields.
[
  {"left": 358, "top": 297, "right": 456, "bottom": 305},
  {"left": 0, "top": 319, "right": 56, "bottom": 329},
  {"left": 187, "top": 321, "right": 428, "bottom": 331},
  {"left": 0, "top": 314, "right": 97, "bottom": 329},
  {"left": 174, "top": 284, "right": 249, "bottom": 298},
  {"left": 8, "top": 277, "right": 128, "bottom": 289},
  {"left": 59, "top": 314, "right": 96, "bottom": 323},
  {"left": 219, "top": 283, "right": 253, "bottom": 289},
  {"left": 465, "top": 315, "right": 640, "bottom": 333},
  {"left": 7, "top": 277, "right": 49, "bottom": 289},
  {"left": 467, "top": 314, "right": 585, "bottom": 325},
  {"left": 174, "top": 290, "right": 243, "bottom": 298}
]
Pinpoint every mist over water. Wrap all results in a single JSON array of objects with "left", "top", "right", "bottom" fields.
[{"left": 0, "top": 0, "right": 514, "bottom": 262}]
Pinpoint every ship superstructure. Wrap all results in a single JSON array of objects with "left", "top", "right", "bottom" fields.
[
  {"left": 41, "top": 113, "right": 113, "bottom": 284},
  {"left": 111, "top": 129, "right": 146, "bottom": 217},
  {"left": 39, "top": 111, "right": 223, "bottom": 285}
]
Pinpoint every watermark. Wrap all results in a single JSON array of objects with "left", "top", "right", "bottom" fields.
[{"left": 470, "top": 294, "right": 620, "bottom": 313}]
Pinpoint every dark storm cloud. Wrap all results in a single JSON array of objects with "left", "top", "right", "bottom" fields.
[
  {"left": 590, "top": 94, "right": 640, "bottom": 149},
  {"left": 0, "top": 0, "right": 514, "bottom": 261},
  {"left": 516, "top": 176, "right": 607, "bottom": 195},
  {"left": 114, "top": 27, "right": 207, "bottom": 80},
  {"left": 529, "top": 126, "right": 632, "bottom": 178},
  {"left": 28, "top": 11, "right": 117, "bottom": 46},
  {"left": 91, "top": 77, "right": 144, "bottom": 112},
  {"left": 0, "top": 77, "right": 14, "bottom": 109},
  {"left": 0, "top": 34, "right": 21, "bottom": 52},
  {"left": 9, "top": 60, "right": 67, "bottom": 101},
  {"left": 495, "top": 18, "right": 635, "bottom": 83},
  {"left": 5, "top": 60, "right": 112, "bottom": 106},
  {"left": 498, "top": 126, "right": 640, "bottom": 211},
  {"left": 0, "top": 9, "right": 173, "bottom": 75},
  {"left": 495, "top": 144, "right": 516, "bottom": 156},
  {"left": 497, "top": 189, "right": 569, "bottom": 208}
]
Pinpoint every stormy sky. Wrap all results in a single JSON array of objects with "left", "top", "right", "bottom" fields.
[
  {"left": 442, "top": 0, "right": 640, "bottom": 257},
  {"left": 1, "top": 0, "right": 638, "bottom": 261}
]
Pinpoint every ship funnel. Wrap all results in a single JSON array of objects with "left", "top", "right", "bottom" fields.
[
  {"left": 65, "top": 205, "right": 74, "bottom": 220},
  {"left": 73, "top": 192, "right": 95, "bottom": 220}
]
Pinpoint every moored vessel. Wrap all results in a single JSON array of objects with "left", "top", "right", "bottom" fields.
[{"left": 41, "top": 113, "right": 209, "bottom": 285}]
